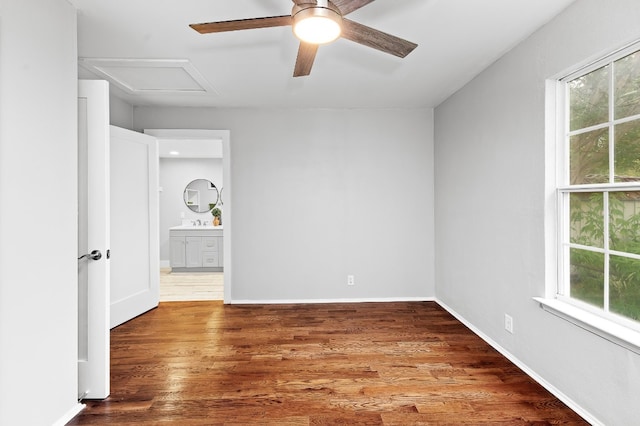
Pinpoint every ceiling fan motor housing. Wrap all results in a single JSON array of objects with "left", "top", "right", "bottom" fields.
[{"left": 292, "top": 2, "right": 343, "bottom": 44}]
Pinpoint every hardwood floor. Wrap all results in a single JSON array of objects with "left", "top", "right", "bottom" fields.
[
  {"left": 69, "top": 301, "right": 587, "bottom": 425},
  {"left": 160, "top": 268, "right": 223, "bottom": 301}
]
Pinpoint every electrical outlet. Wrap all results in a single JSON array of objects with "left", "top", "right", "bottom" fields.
[
  {"left": 347, "top": 275, "right": 355, "bottom": 286},
  {"left": 504, "top": 314, "right": 514, "bottom": 334}
]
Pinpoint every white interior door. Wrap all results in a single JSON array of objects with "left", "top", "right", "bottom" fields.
[
  {"left": 110, "top": 126, "right": 159, "bottom": 328},
  {"left": 78, "top": 80, "right": 110, "bottom": 400}
]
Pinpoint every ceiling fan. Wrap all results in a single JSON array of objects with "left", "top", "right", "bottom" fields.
[{"left": 189, "top": 0, "right": 418, "bottom": 77}]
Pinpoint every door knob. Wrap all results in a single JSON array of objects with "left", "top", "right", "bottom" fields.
[{"left": 78, "top": 249, "right": 102, "bottom": 261}]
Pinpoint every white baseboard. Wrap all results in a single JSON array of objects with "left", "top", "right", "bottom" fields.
[
  {"left": 435, "top": 299, "right": 602, "bottom": 426},
  {"left": 52, "top": 403, "right": 85, "bottom": 426},
  {"left": 159, "top": 259, "right": 170, "bottom": 268},
  {"left": 229, "top": 296, "right": 435, "bottom": 305}
]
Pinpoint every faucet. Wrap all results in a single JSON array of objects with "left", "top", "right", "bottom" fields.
[{"left": 196, "top": 219, "right": 201, "bottom": 226}]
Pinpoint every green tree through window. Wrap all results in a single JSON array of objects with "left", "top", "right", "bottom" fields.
[{"left": 563, "top": 48, "right": 640, "bottom": 324}]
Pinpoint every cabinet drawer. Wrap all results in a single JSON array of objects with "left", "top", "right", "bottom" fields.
[
  {"left": 202, "top": 251, "right": 219, "bottom": 267},
  {"left": 202, "top": 237, "right": 218, "bottom": 251}
]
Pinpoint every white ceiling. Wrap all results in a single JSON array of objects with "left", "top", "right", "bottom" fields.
[
  {"left": 70, "top": 0, "right": 576, "bottom": 109},
  {"left": 158, "top": 138, "right": 223, "bottom": 159}
]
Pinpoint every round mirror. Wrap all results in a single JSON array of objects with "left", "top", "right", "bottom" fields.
[{"left": 183, "top": 179, "right": 219, "bottom": 213}]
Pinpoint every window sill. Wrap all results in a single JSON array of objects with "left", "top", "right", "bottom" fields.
[{"left": 533, "top": 297, "right": 640, "bottom": 355}]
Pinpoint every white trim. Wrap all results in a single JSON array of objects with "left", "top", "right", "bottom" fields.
[
  {"left": 159, "top": 259, "right": 170, "bottom": 268},
  {"left": 534, "top": 297, "right": 640, "bottom": 355},
  {"left": 565, "top": 240, "right": 640, "bottom": 262},
  {"left": 558, "top": 182, "right": 640, "bottom": 191},
  {"left": 563, "top": 110, "right": 640, "bottom": 137},
  {"left": 436, "top": 299, "right": 603, "bottom": 426},
  {"left": 560, "top": 38, "right": 640, "bottom": 82},
  {"left": 554, "top": 42, "right": 640, "bottom": 329},
  {"left": 545, "top": 79, "right": 562, "bottom": 299},
  {"left": 229, "top": 297, "right": 435, "bottom": 305},
  {"left": 79, "top": 58, "right": 216, "bottom": 95},
  {"left": 52, "top": 403, "right": 85, "bottom": 426}
]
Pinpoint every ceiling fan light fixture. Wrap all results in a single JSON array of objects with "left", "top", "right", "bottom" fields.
[{"left": 293, "top": 6, "right": 342, "bottom": 45}]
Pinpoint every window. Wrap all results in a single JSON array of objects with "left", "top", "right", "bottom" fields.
[{"left": 557, "top": 44, "right": 640, "bottom": 333}]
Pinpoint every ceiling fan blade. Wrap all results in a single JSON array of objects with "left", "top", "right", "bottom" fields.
[
  {"left": 331, "top": 0, "right": 375, "bottom": 15},
  {"left": 340, "top": 18, "right": 417, "bottom": 58},
  {"left": 293, "top": 42, "right": 319, "bottom": 77},
  {"left": 190, "top": 16, "right": 291, "bottom": 34}
]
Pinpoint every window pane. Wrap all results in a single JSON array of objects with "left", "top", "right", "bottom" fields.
[
  {"left": 614, "top": 119, "right": 640, "bottom": 182},
  {"left": 570, "top": 192, "right": 604, "bottom": 247},
  {"left": 609, "top": 191, "right": 640, "bottom": 254},
  {"left": 569, "top": 65, "right": 609, "bottom": 131},
  {"left": 610, "top": 255, "right": 640, "bottom": 321},
  {"left": 569, "top": 248, "right": 604, "bottom": 308},
  {"left": 570, "top": 128, "right": 609, "bottom": 184},
  {"left": 615, "top": 51, "right": 640, "bottom": 119}
]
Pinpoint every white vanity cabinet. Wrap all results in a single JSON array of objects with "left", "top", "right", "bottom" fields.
[
  {"left": 169, "top": 236, "right": 187, "bottom": 267},
  {"left": 169, "top": 227, "right": 223, "bottom": 272}
]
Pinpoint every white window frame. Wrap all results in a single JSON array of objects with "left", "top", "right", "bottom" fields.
[{"left": 538, "top": 41, "right": 640, "bottom": 354}]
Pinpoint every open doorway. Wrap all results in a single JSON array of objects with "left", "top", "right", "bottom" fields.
[{"left": 144, "top": 129, "right": 231, "bottom": 303}]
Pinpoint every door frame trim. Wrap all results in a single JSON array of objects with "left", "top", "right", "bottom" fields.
[
  {"left": 144, "top": 129, "right": 232, "bottom": 303},
  {"left": 78, "top": 80, "right": 110, "bottom": 400}
]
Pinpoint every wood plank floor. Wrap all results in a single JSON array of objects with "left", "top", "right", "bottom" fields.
[
  {"left": 160, "top": 268, "right": 223, "bottom": 301},
  {"left": 69, "top": 301, "right": 587, "bottom": 425}
]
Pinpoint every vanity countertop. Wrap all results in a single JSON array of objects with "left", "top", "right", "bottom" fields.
[{"left": 170, "top": 225, "right": 224, "bottom": 231}]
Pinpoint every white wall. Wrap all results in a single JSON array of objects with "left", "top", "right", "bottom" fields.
[
  {"left": 0, "top": 0, "right": 80, "bottom": 424},
  {"left": 134, "top": 107, "right": 435, "bottom": 302},
  {"left": 159, "top": 157, "right": 223, "bottom": 262},
  {"left": 434, "top": 0, "right": 640, "bottom": 424},
  {"left": 109, "top": 95, "right": 134, "bottom": 130}
]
